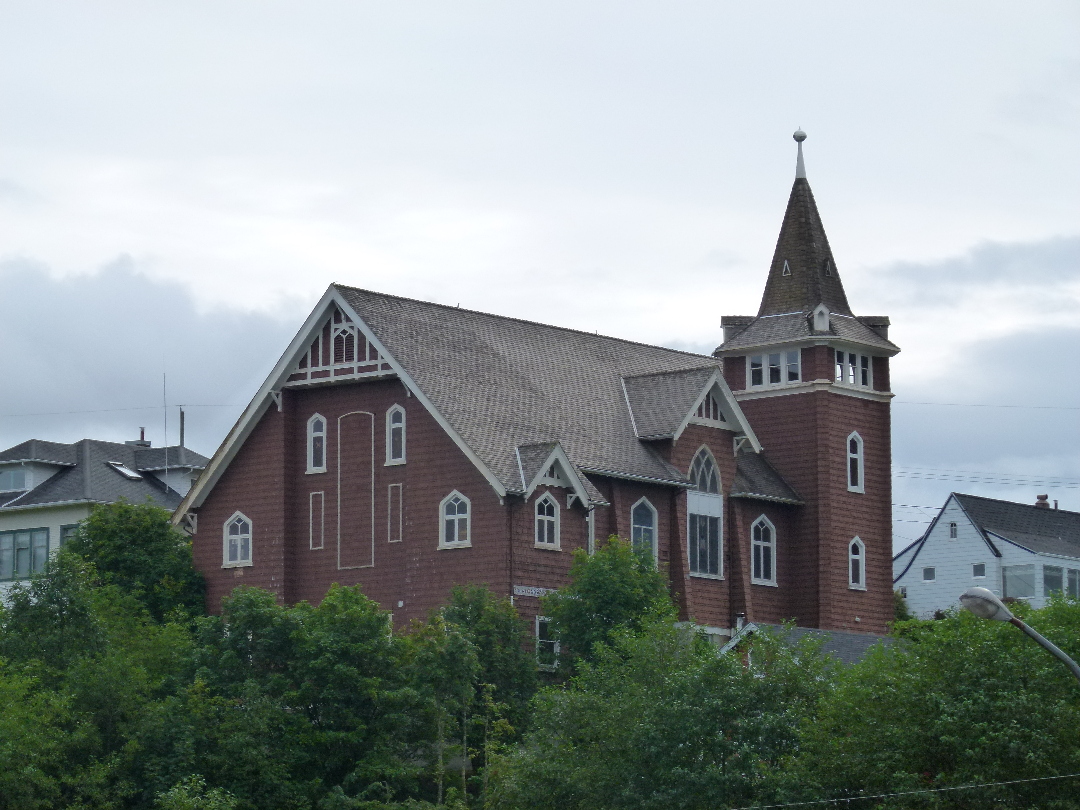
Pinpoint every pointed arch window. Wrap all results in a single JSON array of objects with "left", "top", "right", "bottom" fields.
[
  {"left": 535, "top": 493, "right": 560, "bottom": 549},
  {"left": 849, "top": 537, "right": 866, "bottom": 590},
  {"left": 439, "top": 491, "right": 471, "bottom": 549},
  {"left": 223, "top": 512, "right": 252, "bottom": 568},
  {"left": 631, "top": 498, "right": 658, "bottom": 562},
  {"left": 385, "top": 405, "right": 406, "bottom": 465},
  {"left": 688, "top": 448, "right": 723, "bottom": 577},
  {"left": 751, "top": 516, "right": 776, "bottom": 586},
  {"left": 307, "top": 414, "right": 327, "bottom": 473},
  {"left": 847, "top": 432, "right": 864, "bottom": 493}
]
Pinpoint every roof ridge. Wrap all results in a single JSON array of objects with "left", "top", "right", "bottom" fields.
[
  {"left": 334, "top": 284, "right": 720, "bottom": 362},
  {"left": 622, "top": 365, "right": 719, "bottom": 381},
  {"left": 955, "top": 491, "right": 1079, "bottom": 517}
]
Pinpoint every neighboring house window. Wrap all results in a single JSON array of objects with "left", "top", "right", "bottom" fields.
[
  {"left": 835, "top": 351, "right": 872, "bottom": 387},
  {"left": 847, "top": 432, "right": 864, "bottom": 493},
  {"left": 535, "top": 493, "right": 560, "bottom": 549},
  {"left": 307, "top": 414, "right": 327, "bottom": 473},
  {"left": 535, "top": 616, "right": 559, "bottom": 671},
  {"left": 439, "top": 491, "right": 471, "bottom": 548},
  {"left": 0, "top": 468, "right": 27, "bottom": 491},
  {"left": 631, "top": 498, "right": 657, "bottom": 560},
  {"left": 849, "top": 537, "right": 866, "bottom": 589},
  {"left": 223, "top": 513, "right": 252, "bottom": 568},
  {"left": 59, "top": 524, "right": 79, "bottom": 547},
  {"left": 695, "top": 392, "right": 724, "bottom": 421},
  {"left": 899, "top": 586, "right": 907, "bottom": 598},
  {"left": 0, "top": 529, "right": 48, "bottom": 581},
  {"left": 1068, "top": 568, "right": 1080, "bottom": 600},
  {"left": 1002, "top": 564, "right": 1035, "bottom": 599},
  {"left": 922, "top": 566, "right": 936, "bottom": 582},
  {"left": 1044, "top": 565, "right": 1064, "bottom": 597},
  {"left": 949, "top": 522, "right": 957, "bottom": 539},
  {"left": 751, "top": 516, "right": 777, "bottom": 586},
  {"left": 972, "top": 562, "right": 986, "bottom": 578},
  {"left": 386, "top": 405, "right": 406, "bottom": 465},
  {"left": 748, "top": 351, "right": 800, "bottom": 387},
  {"left": 688, "top": 449, "right": 722, "bottom": 577}
]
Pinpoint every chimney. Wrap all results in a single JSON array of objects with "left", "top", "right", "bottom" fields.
[
  {"left": 1035, "top": 494, "right": 1050, "bottom": 509},
  {"left": 125, "top": 427, "right": 152, "bottom": 448},
  {"left": 179, "top": 408, "right": 185, "bottom": 448},
  {"left": 1054, "top": 500, "right": 1059, "bottom": 510}
]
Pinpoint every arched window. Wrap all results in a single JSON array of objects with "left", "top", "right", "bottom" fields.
[
  {"left": 688, "top": 448, "right": 723, "bottom": 577},
  {"left": 385, "top": 405, "right": 406, "bottom": 465},
  {"left": 307, "top": 414, "right": 327, "bottom": 473},
  {"left": 439, "top": 491, "right": 471, "bottom": 548},
  {"left": 751, "top": 516, "right": 776, "bottom": 586},
  {"left": 847, "top": 432, "right": 864, "bottom": 493},
  {"left": 849, "top": 537, "right": 866, "bottom": 590},
  {"left": 535, "top": 493, "right": 560, "bottom": 549},
  {"left": 631, "top": 498, "right": 658, "bottom": 561},
  {"left": 223, "top": 512, "right": 252, "bottom": 567}
]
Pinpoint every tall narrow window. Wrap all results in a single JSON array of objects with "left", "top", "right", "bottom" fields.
[
  {"left": 309, "top": 492, "right": 325, "bottom": 550},
  {"left": 849, "top": 538, "right": 866, "bottom": 589},
  {"left": 688, "top": 448, "right": 723, "bottom": 577},
  {"left": 768, "top": 353, "right": 782, "bottom": 384},
  {"left": 535, "top": 616, "right": 559, "bottom": 671},
  {"left": 631, "top": 498, "right": 657, "bottom": 561},
  {"left": 847, "top": 432, "right": 864, "bottom": 493},
  {"left": 223, "top": 512, "right": 253, "bottom": 567},
  {"left": 751, "top": 516, "right": 776, "bottom": 586},
  {"left": 388, "top": 484, "right": 403, "bottom": 543},
  {"left": 948, "top": 522, "right": 957, "bottom": 539},
  {"left": 439, "top": 491, "right": 471, "bottom": 548},
  {"left": 535, "top": 494, "right": 560, "bottom": 549},
  {"left": 786, "top": 350, "right": 801, "bottom": 382},
  {"left": 860, "top": 355, "right": 870, "bottom": 387},
  {"left": 307, "top": 414, "right": 327, "bottom": 473},
  {"left": 749, "top": 355, "right": 764, "bottom": 387},
  {"left": 386, "top": 405, "right": 406, "bottom": 465}
]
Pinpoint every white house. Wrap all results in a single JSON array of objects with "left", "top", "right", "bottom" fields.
[
  {"left": 893, "top": 493, "right": 1080, "bottom": 618},
  {"left": 0, "top": 435, "right": 207, "bottom": 594}
]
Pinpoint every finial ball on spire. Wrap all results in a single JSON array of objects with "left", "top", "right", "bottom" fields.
[{"left": 793, "top": 129, "right": 807, "bottom": 143}]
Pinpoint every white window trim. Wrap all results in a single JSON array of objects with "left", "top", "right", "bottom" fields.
[
  {"left": 849, "top": 536, "right": 867, "bottom": 590},
  {"left": 388, "top": 483, "right": 403, "bottom": 543},
  {"left": 846, "top": 431, "right": 865, "bottom": 494},
  {"left": 534, "top": 492, "right": 561, "bottom": 550},
  {"left": 746, "top": 349, "right": 802, "bottom": 389},
  {"left": 438, "top": 490, "right": 471, "bottom": 549},
  {"left": 535, "top": 615, "right": 559, "bottom": 672},
  {"left": 688, "top": 390, "right": 728, "bottom": 427},
  {"left": 834, "top": 349, "right": 874, "bottom": 389},
  {"left": 630, "top": 496, "right": 659, "bottom": 564},
  {"left": 750, "top": 515, "right": 777, "bottom": 587},
  {"left": 921, "top": 566, "right": 936, "bottom": 584},
  {"left": 972, "top": 562, "right": 986, "bottom": 579},
  {"left": 306, "top": 413, "right": 328, "bottom": 474},
  {"left": 948, "top": 522, "right": 958, "bottom": 539},
  {"left": 222, "top": 510, "right": 253, "bottom": 568},
  {"left": 688, "top": 447, "right": 724, "bottom": 579},
  {"left": 385, "top": 405, "right": 406, "bottom": 466}
]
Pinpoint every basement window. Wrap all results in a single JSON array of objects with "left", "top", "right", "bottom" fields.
[{"left": 107, "top": 461, "right": 142, "bottom": 480}]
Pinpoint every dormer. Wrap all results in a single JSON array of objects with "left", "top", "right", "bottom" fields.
[{"left": 812, "top": 304, "right": 831, "bottom": 334}]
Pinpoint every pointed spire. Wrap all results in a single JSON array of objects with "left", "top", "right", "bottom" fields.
[{"left": 756, "top": 131, "right": 853, "bottom": 317}]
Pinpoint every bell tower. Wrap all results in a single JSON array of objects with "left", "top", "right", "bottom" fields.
[{"left": 716, "top": 131, "right": 899, "bottom": 634}]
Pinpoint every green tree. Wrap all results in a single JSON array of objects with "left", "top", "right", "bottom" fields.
[
  {"left": 489, "top": 617, "right": 829, "bottom": 810},
  {"left": 893, "top": 588, "right": 914, "bottom": 622},
  {"left": 65, "top": 500, "right": 205, "bottom": 622},
  {"left": 540, "top": 536, "right": 675, "bottom": 669},
  {"left": 794, "top": 600, "right": 1080, "bottom": 808}
]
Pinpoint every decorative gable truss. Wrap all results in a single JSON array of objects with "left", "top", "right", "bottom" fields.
[
  {"left": 287, "top": 305, "right": 394, "bottom": 385},
  {"left": 516, "top": 442, "right": 610, "bottom": 509}
]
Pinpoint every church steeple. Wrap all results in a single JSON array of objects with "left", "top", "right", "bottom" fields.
[{"left": 757, "top": 131, "right": 852, "bottom": 317}]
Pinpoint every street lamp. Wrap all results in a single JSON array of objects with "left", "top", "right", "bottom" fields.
[{"left": 959, "top": 586, "right": 1080, "bottom": 684}]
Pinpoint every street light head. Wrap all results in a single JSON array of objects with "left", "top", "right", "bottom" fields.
[{"left": 960, "top": 587, "right": 1014, "bottom": 622}]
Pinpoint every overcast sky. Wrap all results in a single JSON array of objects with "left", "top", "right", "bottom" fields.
[{"left": 1, "top": 2, "right": 1077, "bottom": 549}]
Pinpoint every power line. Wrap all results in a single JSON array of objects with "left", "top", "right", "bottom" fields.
[
  {"left": 730, "top": 771, "right": 1080, "bottom": 809},
  {"left": 895, "top": 401, "right": 1080, "bottom": 411},
  {"left": 0, "top": 403, "right": 237, "bottom": 418}
]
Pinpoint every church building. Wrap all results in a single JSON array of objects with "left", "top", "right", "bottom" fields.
[{"left": 174, "top": 132, "right": 900, "bottom": 641}]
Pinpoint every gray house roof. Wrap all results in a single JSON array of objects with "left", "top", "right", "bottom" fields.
[
  {"left": 622, "top": 367, "right": 720, "bottom": 440},
  {"left": 955, "top": 493, "right": 1080, "bottom": 559},
  {"left": 731, "top": 452, "right": 802, "bottom": 504},
  {"left": 337, "top": 286, "right": 741, "bottom": 490},
  {"left": 719, "top": 310, "right": 898, "bottom": 353},
  {"left": 0, "top": 439, "right": 208, "bottom": 512}
]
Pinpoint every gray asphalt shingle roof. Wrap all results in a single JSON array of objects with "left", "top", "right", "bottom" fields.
[
  {"left": 719, "top": 311, "right": 898, "bottom": 353},
  {"left": 0, "top": 439, "right": 208, "bottom": 512},
  {"left": 622, "top": 367, "right": 720, "bottom": 440},
  {"left": 731, "top": 452, "right": 802, "bottom": 504},
  {"left": 337, "top": 286, "right": 728, "bottom": 491},
  {"left": 956, "top": 493, "right": 1080, "bottom": 559}
]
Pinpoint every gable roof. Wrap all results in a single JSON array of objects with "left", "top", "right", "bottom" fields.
[
  {"left": 0, "top": 439, "right": 207, "bottom": 512},
  {"left": 179, "top": 285, "right": 799, "bottom": 518},
  {"left": 954, "top": 493, "right": 1080, "bottom": 559},
  {"left": 731, "top": 451, "right": 803, "bottom": 504}
]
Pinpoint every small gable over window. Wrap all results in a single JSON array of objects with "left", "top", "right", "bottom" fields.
[{"left": 812, "top": 304, "right": 830, "bottom": 333}]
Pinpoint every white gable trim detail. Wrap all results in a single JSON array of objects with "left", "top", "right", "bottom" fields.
[
  {"left": 174, "top": 286, "right": 511, "bottom": 524},
  {"left": 522, "top": 444, "right": 595, "bottom": 508},
  {"left": 672, "top": 370, "right": 762, "bottom": 453}
]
